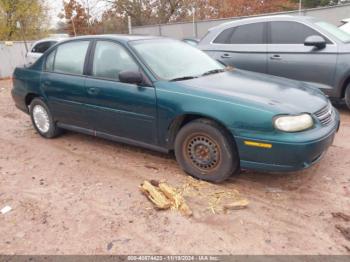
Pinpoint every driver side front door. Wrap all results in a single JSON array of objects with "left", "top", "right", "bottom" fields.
[{"left": 84, "top": 40, "right": 157, "bottom": 145}]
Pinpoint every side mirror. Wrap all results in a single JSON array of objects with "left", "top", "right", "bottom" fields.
[
  {"left": 119, "top": 70, "right": 143, "bottom": 85},
  {"left": 304, "top": 35, "right": 326, "bottom": 49}
]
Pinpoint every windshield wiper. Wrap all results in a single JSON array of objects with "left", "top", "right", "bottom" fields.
[
  {"left": 170, "top": 68, "right": 228, "bottom": 81},
  {"left": 170, "top": 76, "right": 198, "bottom": 82},
  {"left": 201, "top": 69, "right": 226, "bottom": 76}
]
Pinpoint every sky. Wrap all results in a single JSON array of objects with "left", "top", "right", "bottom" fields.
[{"left": 47, "top": 0, "right": 64, "bottom": 27}]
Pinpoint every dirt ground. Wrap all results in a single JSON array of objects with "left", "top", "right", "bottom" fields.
[{"left": 0, "top": 79, "right": 349, "bottom": 255}]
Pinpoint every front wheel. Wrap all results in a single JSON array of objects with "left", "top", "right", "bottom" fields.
[
  {"left": 29, "top": 98, "right": 62, "bottom": 138},
  {"left": 174, "top": 118, "right": 239, "bottom": 183},
  {"left": 345, "top": 84, "right": 350, "bottom": 110}
]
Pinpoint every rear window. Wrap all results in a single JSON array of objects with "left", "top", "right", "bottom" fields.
[
  {"left": 45, "top": 50, "right": 56, "bottom": 71},
  {"left": 213, "top": 28, "right": 234, "bottom": 44},
  {"left": 53, "top": 41, "right": 89, "bottom": 75},
  {"left": 31, "top": 41, "right": 57, "bottom": 53},
  {"left": 213, "top": 23, "right": 266, "bottom": 44}
]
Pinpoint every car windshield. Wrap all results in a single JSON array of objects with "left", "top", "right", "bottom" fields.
[
  {"left": 315, "top": 21, "right": 350, "bottom": 43},
  {"left": 130, "top": 39, "right": 224, "bottom": 81}
]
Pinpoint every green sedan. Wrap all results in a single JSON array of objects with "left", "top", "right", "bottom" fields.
[{"left": 12, "top": 35, "right": 340, "bottom": 182}]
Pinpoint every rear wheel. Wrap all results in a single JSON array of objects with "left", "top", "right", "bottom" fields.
[
  {"left": 345, "top": 84, "right": 350, "bottom": 110},
  {"left": 29, "top": 98, "right": 61, "bottom": 138},
  {"left": 174, "top": 118, "right": 239, "bottom": 182}
]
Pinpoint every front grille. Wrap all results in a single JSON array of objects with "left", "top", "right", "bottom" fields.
[{"left": 314, "top": 103, "right": 334, "bottom": 126}]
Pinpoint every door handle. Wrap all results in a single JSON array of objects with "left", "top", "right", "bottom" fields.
[
  {"left": 87, "top": 87, "right": 100, "bottom": 95},
  {"left": 270, "top": 55, "right": 282, "bottom": 60},
  {"left": 221, "top": 53, "right": 232, "bottom": 59}
]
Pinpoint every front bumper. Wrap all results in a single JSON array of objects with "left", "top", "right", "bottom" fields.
[{"left": 233, "top": 111, "right": 340, "bottom": 172}]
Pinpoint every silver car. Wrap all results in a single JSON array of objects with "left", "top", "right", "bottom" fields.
[
  {"left": 25, "top": 38, "right": 66, "bottom": 65},
  {"left": 198, "top": 15, "right": 350, "bottom": 109},
  {"left": 340, "top": 18, "right": 350, "bottom": 34}
]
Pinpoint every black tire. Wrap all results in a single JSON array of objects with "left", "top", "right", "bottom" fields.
[
  {"left": 29, "top": 98, "right": 61, "bottom": 138},
  {"left": 345, "top": 84, "right": 350, "bottom": 110},
  {"left": 174, "top": 118, "right": 239, "bottom": 183}
]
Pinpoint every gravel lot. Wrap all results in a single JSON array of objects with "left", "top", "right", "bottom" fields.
[{"left": 0, "top": 79, "right": 349, "bottom": 255}]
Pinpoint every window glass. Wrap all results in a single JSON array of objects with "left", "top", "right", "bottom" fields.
[
  {"left": 230, "top": 23, "right": 265, "bottom": 44},
  {"left": 213, "top": 28, "right": 234, "bottom": 44},
  {"left": 45, "top": 50, "right": 56, "bottom": 71},
  {"left": 131, "top": 39, "right": 224, "bottom": 81},
  {"left": 269, "top": 21, "right": 328, "bottom": 44},
  {"left": 315, "top": 21, "right": 350, "bottom": 43},
  {"left": 54, "top": 41, "right": 89, "bottom": 75},
  {"left": 213, "top": 23, "right": 265, "bottom": 44},
  {"left": 32, "top": 41, "right": 57, "bottom": 53},
  {"left": 92, "top": 41, "right": 138, "bottom": 80}
]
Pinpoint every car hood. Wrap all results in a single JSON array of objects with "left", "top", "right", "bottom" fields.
[{"left": 174, "top": 69, "right": 328, "bottom": 114}]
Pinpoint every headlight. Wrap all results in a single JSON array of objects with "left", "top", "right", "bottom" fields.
[{"left": 274, "top": 114, "right": 314, "bottom": 132}]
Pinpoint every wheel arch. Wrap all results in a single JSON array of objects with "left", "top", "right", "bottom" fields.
[
  {"left": 166, "top": 113, "right": 236, "bottom": 151},
  {"left": 341, "top": 75, "right": 350, "bottom": 98},
  {"left": 25, "top": 93, "right": 41, "bottom": 108}
]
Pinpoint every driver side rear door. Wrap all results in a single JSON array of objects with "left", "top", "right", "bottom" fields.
[{"left": 204, "top": 22, "right": 268, "bottom": 74}]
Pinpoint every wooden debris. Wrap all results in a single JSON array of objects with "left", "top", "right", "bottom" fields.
[
  {"left": 140, "top": 181, "right": 171, "bottom": 210},
  {"left": 141, "top": 177, "right": 248, "bottom": 216},
  {"left": 332, "top": 212, "right": 350, "bottom": 222},
  {"left": 158, "top": 183, "right": 181, "bottom": 208},
  {"left": 223, "top": 199, "right": 249, "bottom": 211},
  {"left": 140, "top": 180, "right": 192, "bottom": 216},
  {"left": 159, "top": 182, "right": 192, "bottom": 217}
]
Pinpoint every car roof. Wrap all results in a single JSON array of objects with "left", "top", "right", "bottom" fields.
[
  {"left": 62, "top": 34, "right": 162, "bottom": 43},
  {"left": 209, "top": 15, "right": 316, "bottom": 31}
]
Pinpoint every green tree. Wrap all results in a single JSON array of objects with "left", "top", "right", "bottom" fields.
[
  {"left": 97, "top": 9, "right": 128, "bottom": 34},
  {"left": 151, "top": 0, "right": 190, "bottom": 23},
  {"left": 105, "top": 0, "right": 153, "bottom": 26},
  {"left": 104, "top": 0, "right": 299, "bottom": 29},
  {"left": 105, "top": 0, "right": 195, "bottom": 27},
  {"left": 0, "top": 0, "right": 49, "bottom": 40}
]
